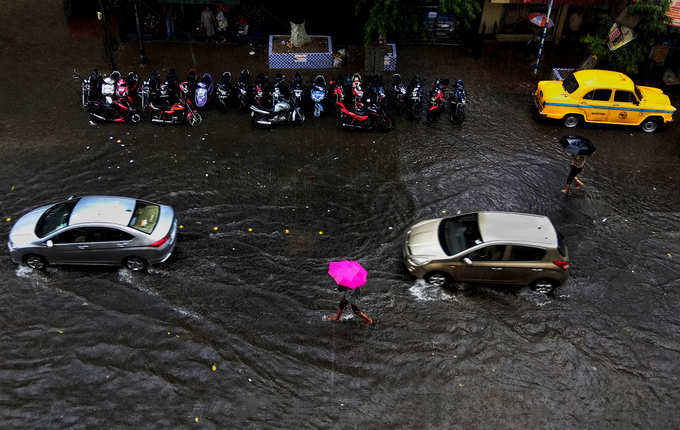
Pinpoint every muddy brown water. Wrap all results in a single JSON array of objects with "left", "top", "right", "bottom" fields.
[{"left": 2, "top": 2, "right": 680, "bottom": 429}]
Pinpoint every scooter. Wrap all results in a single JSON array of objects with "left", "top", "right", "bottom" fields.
[
  {"left": 236, "top": 69, "right": 251, "bottom": 110},
  {"left": 74, "top": 71, "right": 142, "bottom": 124},
  {"left": 216, "top": 72, "right": 233, "bottom": 111},
  {"left": 426, "top": 78, "right": 448, "bottom": 122},
  {"left": 195, "top": 72, "right": 214, "bottom": 108},
  {"left": 249, "top": 79, "right": 304, "bottom": 128},
  {"left": 406, "top": 75, "right": 425, "bottom": 120},
  {"left": 290, "top": 71, "right": 304, "bottom": 108},
  {"left": 335, "top": 95, "right": 393, "bottom": 132},
  {"left": 448, "top": 79, "right": 467, "bottom": 124},
  {"left": 149, "top": 82, "right": 202, "bottom": 127},
  {"left": 388, "top": 73, "right": 407, "bottom": 115},
  {"left": 310, "top": 74, "right": 327, "bottom": 117},
  {"left": 350, "top": 72, "right": 364, "bottom": 111},
  {"left": 139, "top": 70, "right": 161, "bottom": 111}
]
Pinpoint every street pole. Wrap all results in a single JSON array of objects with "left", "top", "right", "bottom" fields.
[
  {"left": 98, "top": 0, "right": 117, "bottom": 70},
  {"left": 533, "top": 0, "right": 554, "bottom": 75},
  {"left": 133, "top": 0, "right": 149, "bottom": 64}
]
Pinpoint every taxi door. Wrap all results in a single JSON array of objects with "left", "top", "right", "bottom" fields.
[
  {"left": 610, "top": 90, "right": 641, "bottom": 124},
  {"left": 580, "top": 89, "right": 612, "bottom": 122}
]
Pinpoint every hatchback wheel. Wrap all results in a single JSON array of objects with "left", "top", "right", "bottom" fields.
[
  {"left": 562, "top": 114, "right": 581, "bottom": 128},
  {"left": 25, "top": 255, "right": 47, "bottom": 270},
  {"left": 531, "top": 279, "right": 557, "bottom": 295},
  {"left": 124, "top": 256, "right": 147, "bottom": 272},
  {"left": 424, "top": 272, "right": 451, "bottom": 288},
  {"left": 640, "top": 118, "right": 659, "bottom": 133}
]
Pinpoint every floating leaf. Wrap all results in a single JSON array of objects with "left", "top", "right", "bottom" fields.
[{"left": 211, "top": 364, "right": 217, "bottom": 371}]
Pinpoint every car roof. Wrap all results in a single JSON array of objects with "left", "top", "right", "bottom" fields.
[
  {"left": 69, "top": 196, "right": 136, "bottom": 227},
  {"left": 478, "top": 211, "right": 557, "bottom": 248},
  {"left": 573, "top": 69, "right": 634, "bottom": 92}
]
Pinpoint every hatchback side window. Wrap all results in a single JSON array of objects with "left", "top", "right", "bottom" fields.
[
  {"left": 467, "top": 245, "right": 506, "bottom": 262},
  {"left": 52, "top": 228, "right": 91, "bottom": 244},
  {"left": 583, "top": 89, "right": 611, "bottom": 101},
  {"left": 509, "top": 246, "right": 546, "bottom": 261},
  {"left": 89, "top": 228, "right": 134, "bottom": 242},
  {"left": 614, "top": 91, "right": 636, "bottom": 103}
]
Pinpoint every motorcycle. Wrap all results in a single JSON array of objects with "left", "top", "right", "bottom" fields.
[
  {"left": 159, "top": 68, "right": 180, "bottom": 105},
  {"left": 448, "top": 79, "right": 467, "bottom": 124},
  {"left": 236, "top": 69, "right": 251, "bottom": 110},
  {"left": 310, "top": 74, "right": 327, "bottom": 117},
  {"left": 406, "top": 75, "right": 425, "bottom": 120},
  {"left": 195, "top": 72, "right": 214, "bottom": 108},
  {"left": 73, "top": 69, "right": 102, "bottom": 107},
  {"left": 388, "top": 73, "right": 407, "bottom": 115},
  {"left": 366, "top": 74, "right": 387, "bottom": 108},
  {"left": 216, "top": 72, "right": 233, "bottom": 111},
  {"left": 350, "top": 72, "right": 364, "bottom": 111},
  {"left": 335, "top": 94, "right": 393, "bottom": 132},
  {"left": 149, "top": 82, "right": 203, "bottom": 127},
  {"left": 426, "top": 78, "right": 449, "bottom": 122},
  {"left": 139, "top": 70, "right": 161, "bottom": 111},
  {"left": 330, "top": 74, "right": 346, "bottom": 106},
  {"left": 290, "top": 71, "right": 304, "bottom": 108},
  {"left": 253, "top": 73, "right": 269, "bottom": 108},
  {"left": 74, "top": 71, "right": 141, "bottom": 124},
  {"left": 185, "top": 68, "right": 198, "bottom": 102},
  {"left": 249, "top": 77, "right": 304, "bottom": 128}
]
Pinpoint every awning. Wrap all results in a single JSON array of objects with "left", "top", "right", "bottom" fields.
[{"left": 668, "top": 1, "right": 680, "bottom": 27}]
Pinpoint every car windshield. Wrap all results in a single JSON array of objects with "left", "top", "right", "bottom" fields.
[
  {"left": 438, "top": 213, "right": 482, "bottom": 256},
  {"left": 634, "top": 85, "right": 643, "bottom": 101},
  {"left": 562, "top": 74, "right": 579, "bottom": 93},
  {"left": 35, "top": 199, "right": 80, "bottom": 238},
  {"left": 128, "top": 200, "right": 160, "bottom": 234}
]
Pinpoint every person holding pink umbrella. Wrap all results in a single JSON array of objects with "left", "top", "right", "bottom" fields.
[{"left": 327, "top": 260, "right": 373, "bottom": 325}]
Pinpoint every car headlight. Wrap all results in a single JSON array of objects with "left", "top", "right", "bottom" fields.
[{"left": 409, "top": 255, "right": 432, "bottom": 266}]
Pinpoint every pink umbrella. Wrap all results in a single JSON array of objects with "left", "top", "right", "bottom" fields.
[
  {"left": 529, "top": 12, "right": 554, "bottom": 28},
  {"left": 328, "top": 260, "right": 367, "bottom": 289}
]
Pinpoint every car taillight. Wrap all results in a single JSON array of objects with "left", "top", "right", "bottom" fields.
[
  {"left": 553, "top": 260, "right": 569, "bottom": 270},
  {"left": 149, "top": 235, "right": 169, "bottom": 248}
]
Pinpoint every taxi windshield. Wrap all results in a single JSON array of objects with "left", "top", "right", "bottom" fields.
[{"left": 562, "top": 74, "right": 579, "bottom": 93}]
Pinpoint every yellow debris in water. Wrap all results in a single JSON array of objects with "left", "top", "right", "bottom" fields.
[
  {"left": 284, "top": 229, "right": 290, "bottom": 234},
  {"left": 168, "top": 331, "right": 171, "bottom": 335},
  {"left": 441, "top": 210, "right": 447, "bottom": 214},
  {"left": 5, "top": 217, "right": 11, "bottom": 222},
  {"left": 195, "top": 417, "right": 199, "bottom": 423},
  {"left": 57, "top": 329, "right": 63, "bottom": 334},
  {"left": 116, "top": 139, "right": 121, "bottom": 143},
  {"left": 179, "top": 225, "right": 184, "bottom": 229},
  {"left": 212, "top": 364, "right": 217, "bottom": 371},
  {"left": 213, "top": 226, "right": 219, "bottom": 231},
  {"left": 248, "top": 228, "right": 253, "bottom": 232},
  {"left": 318, "top": 231, "right": 324, "bottom": 235},
  {"left": 10, "top": 185, "right": 14, "bottom": 191}
]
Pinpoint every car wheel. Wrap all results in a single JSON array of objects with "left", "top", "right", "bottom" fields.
[
  {"left": 531, "top": 279, "right": 557, "bottom": 295},
  {"left": 562, "top": 114, "right": 581, "bottom": 128},
  {"left": 124, "top": 256, "right": 147, "bottom": 272},
  {"left": 24, "top": 255, "right": 47, "bottom": 270},
  {"left": 424, "top": 272, "right": 451, "bottom": 288},
  {"left": 641, "top": 118, "right": 659, "bottom": 133}
]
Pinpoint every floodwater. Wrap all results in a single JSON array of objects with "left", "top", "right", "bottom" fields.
[{"left": 2, "top": 3, "right": 680, "bottom": 428}]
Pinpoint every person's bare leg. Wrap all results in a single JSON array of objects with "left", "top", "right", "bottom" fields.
[
  {"left": 574, "top": 176, "right": 584, "bottom": 189},
  {"left": 560, "top": 184, "right": 572, "bottom": 194}
]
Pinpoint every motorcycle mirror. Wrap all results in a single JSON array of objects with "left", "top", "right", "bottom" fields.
[{"left": 45, "top": 240, "right": 54, "bottom": 248}]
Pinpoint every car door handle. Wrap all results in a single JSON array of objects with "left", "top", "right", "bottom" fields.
[
  {"left": 491, "top": 267, "right": 503, "bottom": 271},
  {"left": 531, "top": 268, "right": 544, "bottom": 272},
  {"left": 78, "top": 245, "right": 89, "bottom": 249}
]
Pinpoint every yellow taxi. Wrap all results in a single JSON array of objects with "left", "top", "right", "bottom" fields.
[{"left": 535, "top": 69, "right": 675, "bottom": 133}]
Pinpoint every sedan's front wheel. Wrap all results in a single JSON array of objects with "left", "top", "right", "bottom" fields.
[
  {"left": 424, "top": 272, "right": 451, "bottom": 288},
  {"left": 124, "top": 256, "right": 147, "bottom": 272},
  {"left": 25, "top": 255, "right": 47, "bottom": 270}
]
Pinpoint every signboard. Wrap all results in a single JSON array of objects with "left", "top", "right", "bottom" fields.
[
  {"left": 293, "top": 54, "right": 307, "bottom": 63},
  {"left": 607, "top": 23, "right": 635, "bottom": 51}
]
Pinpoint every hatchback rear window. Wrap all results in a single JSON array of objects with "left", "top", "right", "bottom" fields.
[
  {"left": 128, "top": 201, "right": 160, "bottom": 234},
  {"left": 35, "top": 199, "right": 80, "bottom": 238}
]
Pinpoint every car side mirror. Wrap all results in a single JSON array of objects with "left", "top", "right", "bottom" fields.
[
  {"left": 462, "top": 257, "right": 472, "bottom": 265},
  {"left": 45, "top": 240, "right": 54, "bottom": 248}
]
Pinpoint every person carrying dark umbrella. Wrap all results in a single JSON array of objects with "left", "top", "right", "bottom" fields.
[{"left": 559, "top": 136, "right": 595, "bottom": 194}]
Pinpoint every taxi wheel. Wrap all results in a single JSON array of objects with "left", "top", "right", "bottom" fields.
[
  {"left": 641, "top": 117, "right": 660, "bottom": 133},
  {"left": 562, "top": 114, "right": 581, "bottom": 128}
]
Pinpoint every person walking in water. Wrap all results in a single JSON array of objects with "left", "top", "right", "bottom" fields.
[
  {"left": 329, "top": 286, "right": 373, "bottom": 325},
  {"left": 561, "top": 153, "right": 586, "bottom": 194}
]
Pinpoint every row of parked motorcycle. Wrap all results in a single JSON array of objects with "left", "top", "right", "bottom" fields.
[{"left": 73, "top": 68, "right": 468, "bottom": 131}]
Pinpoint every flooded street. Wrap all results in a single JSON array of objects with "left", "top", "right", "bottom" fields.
[{"left": 2, "top": 3, "right": 680, "bottom": 428}]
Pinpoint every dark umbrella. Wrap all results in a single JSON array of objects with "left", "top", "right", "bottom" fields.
[{"left": 560, "top": 135, "right": 596, "bottom": 155}]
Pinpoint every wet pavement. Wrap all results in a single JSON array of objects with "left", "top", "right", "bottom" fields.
[{"left": 2, "top": 2, "right": 680, "bottom": 429}]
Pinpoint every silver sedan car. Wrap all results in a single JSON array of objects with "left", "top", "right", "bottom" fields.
[{"left": 8, "top": 196, "right": 178, "bottom": 271}]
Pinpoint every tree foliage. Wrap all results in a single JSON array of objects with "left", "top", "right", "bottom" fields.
[
  {"left": 581, "top": 0, "right": 670, "bottom": 75},
  {"left": 355, "top": 0, "right": 482, "bottom": 44}
]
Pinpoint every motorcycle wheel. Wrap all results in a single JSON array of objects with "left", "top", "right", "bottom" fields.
[
  {"left": 379, "top": 116, "right": 394, "bottom": 132},
  {"left": 187, "top": 112, "right": 203, "bottom": 127},
  {"left": 293, "top": 110, "right": 305, "bottom": 125},
  {"left": 129, "top": 113, "right": 142, "bottom": 124}
]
